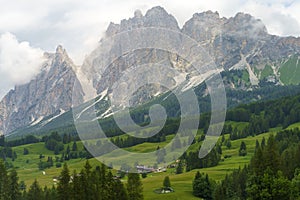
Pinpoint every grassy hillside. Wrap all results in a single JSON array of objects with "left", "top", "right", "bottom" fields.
[
  {"left": 279, "top": 54, "right": 300, "bottom": 85},
  {"left": 5, "top": 122, "right": 293, "bottom": 199},
  {"left": 4, "top": 92, "right": 300, "bottom": 199}
]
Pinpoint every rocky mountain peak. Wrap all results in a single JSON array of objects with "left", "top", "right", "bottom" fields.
[
  {"left": 192, "top": 10, "right": 221, "bottom": 20},
  {"left": 0, "top": 46, "right": 83, "bottom": 135},
  {"left": 106, "top": 22, "right": 120, "bottom": 36},
  {"left": 144, "top": 6, "right": 169, "bottom": 17},
  {"left": 105, "top": 6, "right": 179, "bottom": 36},
  {"left": 56, "top": 45, "right": 64, "bottom": 54},
  {"left": 54, "top": 45, "right": 71, "bottom": 62},
  {"left": 224, "top": 12, "right": 268, "bottom": 38},
  {"left": 144, "top": 6, "right": 179, "bottom": 30},
  {"left": 134, "top": 9, "right": 143, "bottom": 18},
  {"left": 182, "top": 10, "right": 224, "bottom": 42}
]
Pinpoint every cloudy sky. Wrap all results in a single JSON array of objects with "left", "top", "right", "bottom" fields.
[{"left": 0, "top": 0, "right": 299, "bottom": 99}]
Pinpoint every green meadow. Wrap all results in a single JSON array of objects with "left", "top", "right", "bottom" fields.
[{"left": 6, "top": 121, "right": 295, "bottom": 199}]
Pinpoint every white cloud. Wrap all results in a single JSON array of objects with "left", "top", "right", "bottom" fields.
[
  {"left": 0, "top": 32, "right": 44, "bottom": 99},
  {"left": 237, "top": 1, "right": 300, "bottom": 36}
]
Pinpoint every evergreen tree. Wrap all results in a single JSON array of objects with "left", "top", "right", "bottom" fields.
[
  {"left": 27, "top": 179, "right": 43, "bottom": 200},
  {"left": 193, "top": 172, "right": 212, "bottom": 200},
  {"left": 23, "top": 148, "right": 29, "bottom": 155},
  {"left": 66, "top": 145, "right": 70, "bottom": 154},
  {"left": 70, "top": 170, "right": 84, "bottom": 200},
  {"left": 0, "top": 160, "right": 9, "bottom": 200},
  {"left": 57, "top": 163, "right": 70, "bottom": 200},
  {"left": 163, "top": 176, "right": 171, "bottom": 188},
  {"left": 19, "top": 180, "right": 26, "bottom": 192},
  {"left": 226, "top": 139, "right": 232, "bottom": 149},
  {"left": 9, "top": 168, "right": 21, "bottom": 200},
  {"left": 261, "top": 137, "right": 266, "bottom": 149},
  {"left": 83, "top": 160, "right": 94, "bottom": 200},
  {"left": 127, "top": 173, "right": 143, "bottom": 200},
  {"left": 221, "top": 134, "right": 225, "bottom": 144},
  {"left": 239, "top": 141, "right": 247, "bottom": 156},
  {"left": 263, "top": 135, "right": 280, "bottom": 173},
  {"left": 72, "top": 141, "right": 77, "bottom": 151},
  {"left": 112, "top": 178, "right": 128, "bottom": 200},
  {"left": 106, "top": 171, "right": 116, "bottom": 199},
  {"left": 292, "top": 168, "right": 300, "bottom": 199},
  {"left": 43, "top": 186, "right": 57, "bottom": 200},
  {"left": 176, "top": 160, "right": 183, "bottom": 174}
]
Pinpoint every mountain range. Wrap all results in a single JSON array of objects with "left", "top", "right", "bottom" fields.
[{"left": 0, "top": 6, "right": 300, "bottom": 136}]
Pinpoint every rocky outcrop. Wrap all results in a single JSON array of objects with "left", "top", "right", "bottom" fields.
[
  {"left": 82, "top": 7, "right": 300, "bottom": 104},
  {"left": 0, "top": 46, "right": 84, "bottom": 135}
]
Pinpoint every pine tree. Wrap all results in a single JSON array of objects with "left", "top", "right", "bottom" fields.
[
  {"left": 19, "top": 180, "right": 26, "bottom": 192},
  {"left": 292, "top": 168, "right": 300, "bottom": 199},
  {"left": 66, "top": 145, "right": 70, "bottom": 154},
  {"left": 251, "top": 146, "right": 264, "bottom": 176},
  {"left": 0, "top": 160, "right": 9, "bottom": 200},
  {"left": 57, "top": 163, "right": 70, "bottom": 200},
  {"left": 23, "top": 148, "right": 29, "bottom": 155},
  {"left": 72, "top": 141, "right": 77, "bottom": 151},
  {"left": 79, "top": 170, "right": 88, "bottom": 200},
  {"left": 50, "top": 185, "right": 58, "bottom": 200},
  {"left": 9, "top": 168, "right": 21, "bottom": 200},
  {"left": 193, "top": 172, "right": 212, "bottom": 200},
  {"left": 221, "top": 134, "right": 225, "bottom": 144},
  {"left": 239, "top": 141, "right": 247, "bottom": 156},
  {"left": 163, "top": 176, "right": 171, "bottom": 188},
  {"left": 44, "top": 186, "right": 51, "bottom": 200},
  {"left": 226, "top": 139, "right": 232, "bottom": 149},
  {"left": 261, "top": 137, "right": 266, "bottom": 149},
  {"left": 176, "top": 160, "right": 184, "bottom": 174},
  {"left": 27, "top": 179, "right": 43, "bottom": 200},
  {"left": 263, "top": 135, "right": 280, "bottom": 173},
  {"left": 113, "top": 178, "right": 128, "bottom": 200},
  {"left": 83, "top": 160, "right": 94, "bottom": 200},
  {"left": 127, "top": 173, "right": 143, "bottom": 200},
  {"left": 106, "top": 171, "right": 115, "bottom": 199},
  {"left": 71, "top": 170, "right": 84, "bottom": 200}
]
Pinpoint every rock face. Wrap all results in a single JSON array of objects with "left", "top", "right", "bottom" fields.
[
  {"left": 0, "top": 46, "right": 84, "bottom": 135},
  {"left": 1, "top": 6, "right": 300, "bottom": 135},
  {"left": 82, "top": 6, "right": 300, "bottom": 104}
]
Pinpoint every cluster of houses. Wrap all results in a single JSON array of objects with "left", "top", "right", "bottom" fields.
[{"left": 136, "top": 165, "right": 167, "bottom": 173}]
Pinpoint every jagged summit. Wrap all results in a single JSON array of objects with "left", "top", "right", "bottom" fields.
[
  {"left": 144, "top": 6, "right": 170, "bottom": 18},
  {"left": 225, "top": 12, "right": 268, "bottom": 37},
  {"left": 192, "top": 10, "right": 221, "bottom": 20},
  {"left": 134, "top": 9, "right": 143, "bottom": 18},
  {"left": 56, "top": 45, "right": 64, "bottom": 53},
  {"left": 105, "top": 6, "right": 179, "bottom": 36},
  {"left": 0, "top": 46, "right": 83, "bottom": 135}
]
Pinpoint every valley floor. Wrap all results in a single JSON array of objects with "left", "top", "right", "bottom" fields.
[{"left": 8, "top": 122, "right": 296, "bottom": 199}]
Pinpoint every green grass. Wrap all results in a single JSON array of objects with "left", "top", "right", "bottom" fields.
[
  {"left": 286, "top": 122, "right": 300, "bottom": 129},
  {"left": 7, "top": 122, "right": 300, "bottom": 199},
  {"left": 261, "top": 64, "right": 274, "bottom": 79},
  {"left": 242, "top": 70, "right": 250, "bottom": 83},
  {"left": 226, "top": 121, "right": 249, "bottom": 131},
  {"left": 279, "top": 55, "right": 300, "bottom": 85}
]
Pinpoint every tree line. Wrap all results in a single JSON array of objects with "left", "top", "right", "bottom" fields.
[
  {"left": 0, "top": 159, "right": 144, "bottom": 200},
  {"left": 193, "top": 128, "right": 300, "bottom": 199}
]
